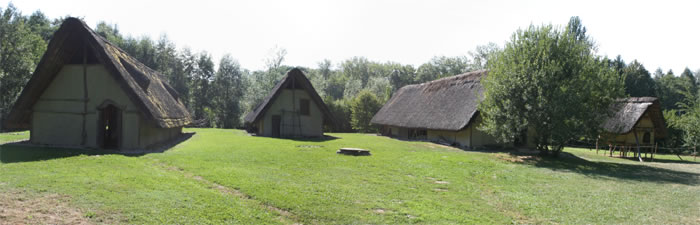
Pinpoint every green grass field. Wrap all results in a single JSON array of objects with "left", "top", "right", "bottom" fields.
[{"left": 1, "top": 129, "right": 698, "bottom": 224}]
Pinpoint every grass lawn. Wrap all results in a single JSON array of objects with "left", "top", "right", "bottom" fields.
[
  {"left": 0, "top": 131, "right": 28, "bottom": 144},
  {"left": 1, "top": 128, "right": 698, "bottom": 224}
]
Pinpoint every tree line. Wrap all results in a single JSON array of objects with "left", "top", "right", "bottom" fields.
[{"left": 0, "top": 5, "right": 697, "bottom": 153}]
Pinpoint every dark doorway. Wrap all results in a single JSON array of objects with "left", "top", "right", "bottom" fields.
[
  {"left": 272, "top": 115, "right": 281, "bottom": 138},
  {"left": 643, "top": 132, "right": 651, "bottom": 144},
  {"left": 98, "top": 104, "right": 121, "bottom": 149}
]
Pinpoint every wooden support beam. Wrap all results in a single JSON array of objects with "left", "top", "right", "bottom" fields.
[
  {"left": 633, "top": 131, "right": 643, "bottom": 162},
  {"left": 595, "top": 138, "right": 599, "bottom": 154}
]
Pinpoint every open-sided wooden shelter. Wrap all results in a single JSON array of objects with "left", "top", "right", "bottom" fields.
[
  {"left": 371, "top": 70, "right": 532, "bottom": 148},
  {"left": 2, "top": 18, "right": 191, "bottom": 149},
  {"left": 598, "top": 97, "right": 667, "bottom": 157},
  {"left": 244, "top": 68, "right": 334, "bottom": 138}
]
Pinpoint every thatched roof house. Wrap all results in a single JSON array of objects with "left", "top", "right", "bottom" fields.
[
  {"left": 371, "top": 70, "right": 527, "bottom": 148},
  {"left": 244, "top": 68, "right": 334, "bottom": 138},
  {"left": 601, "top": 97, "right": 666, "bottom": 145},
  {"left": 3, "top": 18, "right": 191, "bottom": 149}
]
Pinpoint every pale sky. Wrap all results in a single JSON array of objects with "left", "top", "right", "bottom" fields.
[{"left": 6, "top": 0, "right": 700, "bottom": 73}]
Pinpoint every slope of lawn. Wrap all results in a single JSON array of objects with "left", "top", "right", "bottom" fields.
[
  {"left": 1, "top": 128, "right": 698, "bottom": 224},
  {"left": 0, "top": 131, "right": 28, "bottom": 144}
]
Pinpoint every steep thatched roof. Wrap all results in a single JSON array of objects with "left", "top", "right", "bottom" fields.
[
  {"left": 3, "top": 17, "right": 191, "bottom": 129},
  {"left": 371, "top": 70, "right": 486, "bottom": 131},
  {"left": 243, "top": 68, "right": 335, "bottom": 126},
  {"left": 602, "top": 97, "right": 667, "bottom": 138}
]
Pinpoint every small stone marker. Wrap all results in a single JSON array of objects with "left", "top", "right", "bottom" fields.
[{"left": 337, "top": 147, "right": 371, "bottom": 156}]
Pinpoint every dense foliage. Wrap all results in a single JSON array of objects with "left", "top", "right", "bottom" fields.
[
  {"left": 479, "top": 17, "right": 625, "bottom": 156},
  {"left": 350, "top": 90, "right": 382, "bottom": 132}
]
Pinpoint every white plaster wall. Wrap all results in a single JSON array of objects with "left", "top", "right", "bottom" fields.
[{"left": 260, "top": 89, "right": 324, "bottom": 137}]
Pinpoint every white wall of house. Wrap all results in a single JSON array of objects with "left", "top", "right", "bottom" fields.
[
  {"left": 30, "top": 64, "right": 180, "bottom": 149},
  {"left": 258, "top": 89, "right": 324, "bottom": 137}
]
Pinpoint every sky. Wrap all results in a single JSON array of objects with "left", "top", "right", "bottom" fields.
[{"left": 5, "top": 0, "right": 700, "bottom": 73}]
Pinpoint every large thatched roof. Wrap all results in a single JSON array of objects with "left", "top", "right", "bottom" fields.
[
  {"left": 243, "top": 68, "right": 335, "bottom": 126},
  {"left": 602, "top": 97, "right": 667, "bottom": 138},
  {"left": 371, "top": 70, "right": 486, "bottom": 131},
  {"left": 3, "top": 17, "right": 191, "bottom": 129}
]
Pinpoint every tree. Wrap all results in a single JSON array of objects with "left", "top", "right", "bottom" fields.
[
  {"left": 479, "top": 17, "right": 624, "bottom": 156},
  {"left": 325, "top": 97, "right": 353, "bottom": 132},
  {"left": 189, "top": 52, "right": 215, "bottom": 124},
  {"left": 212, "top": 54, "right": 245, "bottom": 128},
  {"left": 415, "top": 56, "right": 471, "bottom": 83},
  {"left": 469, "top": 42, "right": 500, "bottom": 70},
  {"left": 387, "top": 63, "right": 416, "bottom": 92},
  {"left": 340, "top": 57, "right": 373, "bottom": 87},
  {"left": 668, "top": 89, "right": 700, "bottom": 158},
  {"left": 680, "top": 68, "right": 697, "bottom": 95},
  {"left": 656, "top": 70, "right": 691, "bottom": 110},
  {"left": 0, "top": 4, "right": 48, "bottom": 125},
  {"left": 350, "top": 90, "right": 382, "bottom": 133},
  {"left": 324, "top": 74, "right": 347, "bottom": 100},
  {"left": 623, "top": 60, "right": 656, "bottom": 97}
]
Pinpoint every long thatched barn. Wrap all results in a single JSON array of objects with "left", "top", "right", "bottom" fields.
[
  {"left": 3, "top": 18, "right": 191, "bottom": 149},
  {"left": 600, "top": 97, "right": 667, "bottom": 146},
  {"left": 371, "top": 70, "right": 530, "bottom": 148},
  {"left": 244, "top": 68, "right": 334, "bottom": 138}
]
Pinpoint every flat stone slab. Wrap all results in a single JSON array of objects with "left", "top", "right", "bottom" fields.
[{"left": 337, "top": 148, "right": 371, "bottom": 156}]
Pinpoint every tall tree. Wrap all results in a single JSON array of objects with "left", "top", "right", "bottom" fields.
[
  {"left": 0, "top": 4, "right": 47, "bottom": 125},
  {"left": 212, "top": 54, "right": 245, "bottom": 128},
  {"left": 340, "top": 57, "right": 373, "bottom": 87},
  {"left": 190, "top": 52, "right": 215, "bottom": 123},
  {"left": 388, "top": 63, "right": 416, "bottom": 92},
  {"left": 623, "top": 60, "right": 656, "bottom": 97},
  {"left": 479, "top": 17, "right": 624, "bottom": 156},
  {"left": 680, "top": 67, "right": 697, "bottom": 94},
  {"left": 656, "top": 70, "right": 691, "bottom": 110}
]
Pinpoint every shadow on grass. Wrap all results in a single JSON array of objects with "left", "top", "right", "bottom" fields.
[
  {"left": 0, "top": 133, "right": 194, "bottom": 163},
  {"left": 521, "top": 152, "right": 699, "bottom": 185},
  {"left": 645, "top": 158, "right": 700, "bottom": 164},
  {"left": 251, "top": 134, "right": 340, "bottom": 142}
]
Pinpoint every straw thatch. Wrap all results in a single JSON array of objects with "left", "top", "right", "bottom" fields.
[
  {"left": 602, "top": 97, "right": 666, "bottom": 138},
  {"left": 3, "top": 17, "right": 191, "bottom": 129},
  {"left": 244, "top": 68, "right": 335, "bottom": 126},
  {"left": 370, "top": 70, "right": 487, "bottom": 131}
]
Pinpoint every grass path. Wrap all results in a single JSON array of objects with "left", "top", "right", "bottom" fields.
[{"left": 1, "top": 129, "right": 698, "bottom": 224}]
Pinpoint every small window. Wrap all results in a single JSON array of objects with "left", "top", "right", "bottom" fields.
[{"left": 300, "top": 99, "right": 310, "bottom": 115}]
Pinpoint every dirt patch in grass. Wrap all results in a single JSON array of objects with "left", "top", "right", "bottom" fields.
[
  {"left": 495, "top": 154, "right": 540, "bottom": 163},
  {"left": 372, "top": 208, "right": 390, "bottom": 214},
  {"left": 0, "top": 191, "right": 93, "bottom": 225}
]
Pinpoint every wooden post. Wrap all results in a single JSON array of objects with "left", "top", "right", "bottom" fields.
[
  {"left": 620, "top": 145, "right": 624, "bottom": 157},
  {"left": 652, "top": 143, "right": 657, "bottom": 162},
  {"left": 644, "top": 146, "right": 648, "bottom": 159},
  {"left": 633, "top": 130, "right": 643, "bottom": 162},
  {"left": 596, "top": 138, "right": 599, "bottom": 154},
  {"left": 81, "top": 43, "right": 88, "bottom": 146}
]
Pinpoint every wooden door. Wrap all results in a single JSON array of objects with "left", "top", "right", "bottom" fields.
[{"left": 272, "top": 115, "right": 281, "bottom": 137}]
